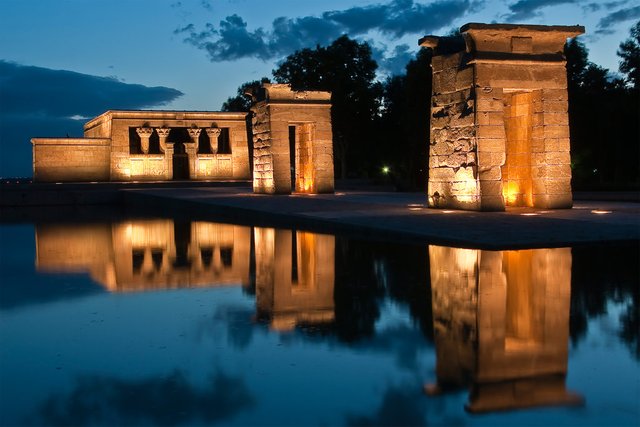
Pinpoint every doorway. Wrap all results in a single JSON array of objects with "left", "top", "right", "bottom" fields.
[
  {"left": 502, "top": 91, "right": 537, "bottom": 207},
  {"left": 288, "top": 123, "right": 315, "bottom": 193}
]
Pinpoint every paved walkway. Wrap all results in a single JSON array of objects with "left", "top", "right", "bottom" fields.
[{"left": 123, "top": 186, "right": 640, "bottom": 249}]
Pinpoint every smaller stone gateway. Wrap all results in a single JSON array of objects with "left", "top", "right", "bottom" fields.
[
  {"left": 251, "top": 84, "right": 334, "bottom": 194},
  {"left": 420, "top": 23, "right": 585, "bottom": 211}
]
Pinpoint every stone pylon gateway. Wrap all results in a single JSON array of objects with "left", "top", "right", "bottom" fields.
[
  {"left": 251, "top": 84, "right": 334, "bottom": 195},
  {"left": 420, "top": 23, "right": 585, "bottom": 211}
]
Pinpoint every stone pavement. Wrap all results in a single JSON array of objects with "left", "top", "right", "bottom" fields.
[{"left": 122, "top": 186, "right": 640, "bottom": 249}]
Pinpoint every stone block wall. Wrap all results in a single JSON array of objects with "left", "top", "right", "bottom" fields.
[
  {"left": 428, "top": 52, "right": 482, "bottom": 210},
  {"left": 31, "top": 138, "right": 111, "bottom": 182}
]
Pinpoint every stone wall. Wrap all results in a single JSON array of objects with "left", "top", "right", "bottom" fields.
[
  {"left": 31, "top": 138, "right": 111, "bottom": 182},
  {"left": 428, "top": 52, "right": 481, "bottom": 210}
]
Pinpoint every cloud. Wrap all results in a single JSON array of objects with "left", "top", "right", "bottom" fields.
[
  {"left": 0, "top": 61, "right": 183, "bottom": 119},
  {"left": 503, "top": 0, "right": 577, "bottom": 22},
  {"left": 177, "top": 0, "right": 476, "bottom": 62},
  {"left": 0, "top": 61, "right": 183, "bottom": 177},
  {"left": 583, "top": 1, "right": 629, "bottom": 13},
  {"left": 596, "top": 5, "right": 640, "bottom": 35}
]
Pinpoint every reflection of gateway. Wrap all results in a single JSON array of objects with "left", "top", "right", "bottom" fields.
[
  {"left": 426, "top": 246, "right": 582, "bottom": 413},
  {"left": 254, "top": 228, "right": 335, "bottom": 331}
]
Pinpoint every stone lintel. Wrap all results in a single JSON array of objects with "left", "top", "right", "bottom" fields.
[
  {"left": 31, "top": 138, "right": 112, "bottom": 146},
  {"left": 261, "top": 84, "right": 331, "bottom": 104}
]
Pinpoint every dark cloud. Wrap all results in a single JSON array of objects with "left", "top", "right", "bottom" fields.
[
  {"left": 0, "top": 61, "right": 183, "bottom": 177},
  {"left": 503, "top": 0, "right": 577, "bottom": 22},
  {"left": 583, "top": 1, "right": 629, "bottom": 13},
  {"left": 0, "top": 61, "right": 183, "bottom": 119},
  {"left": 177, "top": 0, "right": 476, "bottom": 62},
  {"left": 33, "top": 370, "right": 254, "bottom": 426},
  {"left": 596, "top": 5, "right": 640, "bottom": 35},
  {"left": 378, "top": 44, "right": 415, "bottom": 76}
]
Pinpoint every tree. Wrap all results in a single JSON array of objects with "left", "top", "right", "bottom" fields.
[
  {"left": 221, "top": 78, "right": 270, "bottom": 112},
  {"left": 618, "top": 20, "right": 640, "bottom": 90},
  {"left": 273, "top": 35, "right": 382, "bottom": 179},
  {"left": 378, "top": 48, "right": 432, "bottom": 189}
]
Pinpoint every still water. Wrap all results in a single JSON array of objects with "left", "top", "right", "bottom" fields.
[{"left": 0, "top": 217, "right": 638, "bottom": 426}]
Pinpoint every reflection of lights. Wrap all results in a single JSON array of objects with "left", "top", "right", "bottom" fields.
[
  {"left": 409, "top": 207, "right": 422, "bottom": 211},
  {"left": 335, "top": 192, "right": 345, "bottom": 196},
  {"left": 591, "top": 210, "right": 612, "bottom": 214},
  {"left": 442, "top": 210, "right": 455, "bottom": 213},
  {"left": 382, "top": 166, "right": 390, "bottom": 175},
  {"left": 521, "top": 213, "right": 539, "bottom": 216}
]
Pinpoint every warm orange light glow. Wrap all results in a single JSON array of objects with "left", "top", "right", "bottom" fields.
[{"left": 591, "top": 209, "right": 612, "bottom": 214}]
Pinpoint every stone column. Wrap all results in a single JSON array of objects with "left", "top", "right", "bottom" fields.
[
  {"left": 164, "top": 142, "right": 174, "bottom": 180},
  {"left": 156, "top": 127, "right": 170, "bottom": 153},
  {"left": 206, "top": 128, "right": 222, "bottom": 154},
  {"left": 185, "top": 127, "right": 201, "bottom": 180},
  {"left": 136, "top": 127, "right": 153, "bottom": 154}
]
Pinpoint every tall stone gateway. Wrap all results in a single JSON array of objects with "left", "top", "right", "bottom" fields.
[
  {"left": 251, "top": 84, "right": 334, "bottom": 194},
  {"left": 420, "top": 23, "right": 584, "bottom": 211}
]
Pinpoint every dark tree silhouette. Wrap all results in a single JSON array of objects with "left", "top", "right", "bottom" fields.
[
  {"left": 273, "top": 36, "right": 383, "bottom": 179},
  {"left": 221, "top": 78, "right": 271, "bottom": 112},
  {"left": 618, "top": 20, "right": 640, "bottom": 90}
]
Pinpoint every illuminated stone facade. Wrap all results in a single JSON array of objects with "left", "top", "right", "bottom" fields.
[
  {"left": 427, "top": 245, "right": 582, "bottom": 412},
  {"left": 31, "top": 110, "right": 250, "bottom": 182},
  {"left": 252, "top": 84, "right": 334, "bottom": 194},
  {"left": 420, "top": 23, "right": 584, "bottom": 210}
]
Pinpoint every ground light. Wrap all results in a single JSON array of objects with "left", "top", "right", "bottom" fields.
[{"left": 381, "top": 166, "right": 390, "bottom": 175}]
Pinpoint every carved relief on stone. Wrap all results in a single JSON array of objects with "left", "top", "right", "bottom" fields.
[
  {"left": 156, "top": 127, "right": 171, "bottom": 153},
  {"left": 294, "top": 91, "right": 309, "bottom": 100},
  {"left": 136, "top": 127, "right": 153, "bottom": 154},
  {"left": 206, "top": 128, "right": 222, "bottom": 154}
]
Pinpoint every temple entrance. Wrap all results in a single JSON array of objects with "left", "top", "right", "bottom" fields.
[
  {"left": 289, "top": 123, "right": 315, "bottom": 193},
  {"left": 173, "top": 142, "right": 190, "bottom": 180},
  {"left": 502, "top": 91, "right": 537, "bottom": 207}
]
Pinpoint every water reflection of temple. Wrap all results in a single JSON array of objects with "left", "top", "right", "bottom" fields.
[
  {"left": 36, "top": 220, "right": 251, "bottom": 291},
  {"left": 427, "top": 246, "right": 582, "bottom": 413},
  {"left": 254, "top": 228, "right": 335, "bottom": 331},
  {"left": 35, "top": 221, "right": 336, "bottom": 330}
]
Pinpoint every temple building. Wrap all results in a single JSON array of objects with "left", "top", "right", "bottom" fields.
[
  {"left": 31, "top": 110, "right": 251, "bottom": 182},
  {"left": 421, "top": 23, "right": 584, "bottom": 211}
]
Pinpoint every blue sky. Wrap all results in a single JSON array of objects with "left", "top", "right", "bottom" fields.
[{"left": 1, "top": 0, "right": 638, "bottom": 177}]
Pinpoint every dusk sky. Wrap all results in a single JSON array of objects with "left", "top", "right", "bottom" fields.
[{"left": 1, "top": 0, "right": 639, "bottom": 177}]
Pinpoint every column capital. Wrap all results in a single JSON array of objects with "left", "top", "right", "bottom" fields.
[
  {"left": 187, "top": 128, "right": 202, "bottom": 139},
  {"left": 206, "top": 127, "right": 222, "bottom": 138},
  {"left": 136, "top": 127, "right": 153, "bottom": 137},
  {"left": 156, "top": 127, "right": 171, "bottom": 138}
]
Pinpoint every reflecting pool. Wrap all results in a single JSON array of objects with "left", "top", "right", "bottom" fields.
[{"left": 0, "top": 218, "right": 638, "bottom": 426}]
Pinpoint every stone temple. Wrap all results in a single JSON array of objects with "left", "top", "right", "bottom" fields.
[
  {"left": 32, "top": 111, "right": 251, "bottom": 182},
  {"left": 421, "top": 23, "right": 584, "bottom": 211}
]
